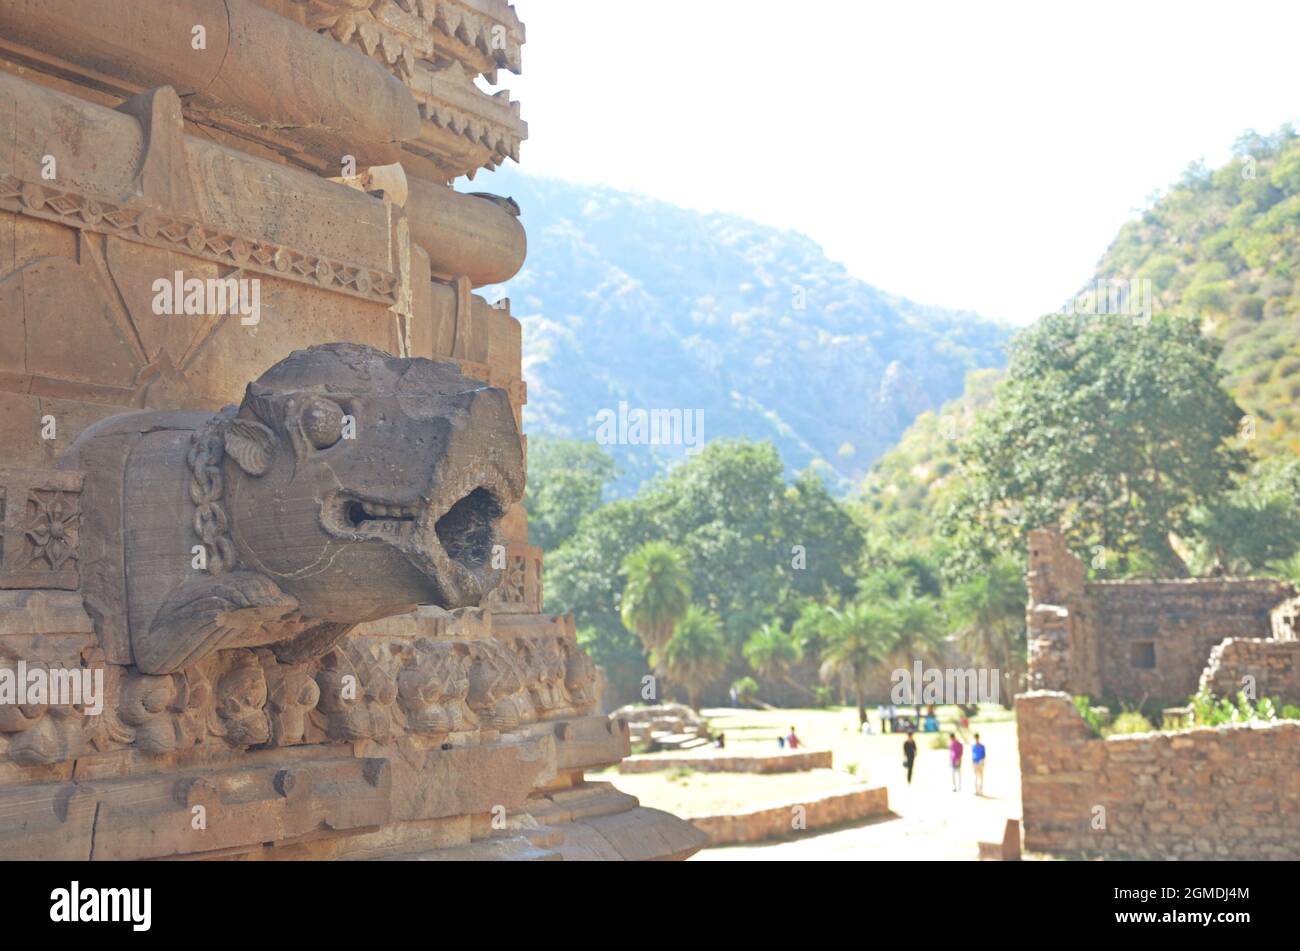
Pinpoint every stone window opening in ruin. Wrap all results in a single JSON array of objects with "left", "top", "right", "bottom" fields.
[{"left": 1130, "top": 641, "right": 1156, "bottom": 669}]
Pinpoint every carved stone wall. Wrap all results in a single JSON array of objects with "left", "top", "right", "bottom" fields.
[{"left": 0, "top": 0, "right": 706, "bottom": 861}]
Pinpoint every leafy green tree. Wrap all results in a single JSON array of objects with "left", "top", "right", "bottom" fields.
[
  {"left": 778, "top": 469, "right": 864, "bottom": 604},
  {"left": 815, "top": 602, "right": 896, "bottom": 725},
  {"left": 619, "top": 540, "right": 692, "bottom": 697},
  {"left": 944, "top": 313, "right": 1247, "bottom": 578},
  {"left": 663, "top": 606, "right": 729, "bottom": 711},
  {"left": 643, "top": 440, "right": 794, "bottom": 644},
  {"left": 946, "top": 555, "right": 1027, "bottom": 706},
  {"left": 882, "top": 587, "right": 943, "bottom": 669},
  {"left": 1192, "top": 457, "right": 1300, "bottom": 574},
  {"left": 546, "top": 499, "right": 657, "bottom": 701},
  {"left": 525, "top": 437, "right": 618, "bottom": 551},
  {"left": 543, "top": 438, "right": 865, "bottom": 706},
  {"left": 742, "top": 621, "right": 813, "bottom": 699}
]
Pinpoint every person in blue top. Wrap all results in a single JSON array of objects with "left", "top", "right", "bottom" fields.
[{"left": 971, "top": 733, "right": 986, "bottom": 795}]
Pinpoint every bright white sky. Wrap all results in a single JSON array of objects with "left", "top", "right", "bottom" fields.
[{"left": 490, "top": 0, "right": 1300, "bottom": 325}]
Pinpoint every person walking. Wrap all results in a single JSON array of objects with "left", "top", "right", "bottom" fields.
[
  {"left": 971, "top": 733, "right": 986, "bottom": 795},
  {"left": 902, "top": 731, "right": 917, "bottom": 784},
  {"left": 948, "top": 732, "right": 964, "bottom": 792}
]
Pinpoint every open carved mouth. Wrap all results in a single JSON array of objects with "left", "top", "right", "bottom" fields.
[
  {"left": 434, "top": 487, "right": 502, "bottom": 568},
  {"left": 324, "top": 487, "right": 504, "bottom": 567}
]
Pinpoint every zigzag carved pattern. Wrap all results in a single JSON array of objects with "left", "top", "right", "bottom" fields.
[{"left": 0, "top": 176, "right": 400, "bottom": 306}]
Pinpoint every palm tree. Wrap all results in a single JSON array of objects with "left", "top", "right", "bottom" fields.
[
  {"left": 947, "top": 555, "right": 1027, "bottom": 707},
  {"left": 619, "top": 541, "right": 692, "bottom": 699},
  {"left": 663, "top": 606, "right": 729, "bottom": 711},
  {"left": 817, "top": 602, "right": 895, "bottom": 725},
  {"left": 743, "top": 621, "right": 814, "bottom": 700},
  {"left": 885, "top": 588, "right": 943, "bottom": 669}
]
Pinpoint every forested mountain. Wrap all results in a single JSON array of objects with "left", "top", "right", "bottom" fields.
[
  {"left": 859, "top": 125, "right": 1300, "bottom": 555},
  {"left": 1100, "top": 126, "right": 1300, "bottom": 455},
  {"left": 468, "top": 168, "right": 1010, "bottom": 493}
]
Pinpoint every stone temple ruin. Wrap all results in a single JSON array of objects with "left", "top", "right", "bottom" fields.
[
  {"left": 1018, "top": 528, "right": 1300, "bottom": 859},
  {"left": 0, "top": 0, "right": 706, "bottom": 861}
]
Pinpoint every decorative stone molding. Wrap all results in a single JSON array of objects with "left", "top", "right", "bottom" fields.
[
  {"left": 0, "top": 176, "right": 400, "bottom": 307},
  {"left": 301, "top": 0, "right": 526, "bottom": 78},
  {"left": 0, "top": 624, "right": 601, "bottom": 766},
  {"left": 292, "top": 0, "right": 527, "bottom": 180},
  {"left": 485, "top": 545, "right": 543, "bottom": 613}
]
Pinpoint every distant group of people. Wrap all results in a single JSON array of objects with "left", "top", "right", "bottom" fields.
[
  {"left": 901, "top": 730, "right": 986, "bottom": 795},
  {"left": 876, "top": 703, "right": 944, "bottom": 734},
  {"left": 776, "top": 726, "right": 801, "bottom": 749}
]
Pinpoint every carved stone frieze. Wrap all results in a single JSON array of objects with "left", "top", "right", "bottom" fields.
[
  {"left": 0, "top": 175, "right": 400, "bottom": 307},
  {"left": 396, "top": 638, "right": 477, "bottom": 734}
]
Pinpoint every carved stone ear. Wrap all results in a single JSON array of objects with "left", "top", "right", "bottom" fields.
[
  {"left": 225, "top": 418, "right": 278, "bottom": 475},
  {"left": 242, "top": 382, "right": 278, "bottom": 427}
]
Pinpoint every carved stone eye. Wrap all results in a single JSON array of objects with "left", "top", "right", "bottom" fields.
[{"left": 301, "top": 398, "right": 345, "bottom": 449}]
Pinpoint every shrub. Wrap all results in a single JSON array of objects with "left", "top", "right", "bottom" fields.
[
  {"left": 1189, "top": 687, "right": 1283, "bottom": 726},
  {"left": 1073, "top": 695, "right": 1106, "bottom": 737},
  {"left": 1106, "top": 712, "right": 1155, "bottom": 735}
]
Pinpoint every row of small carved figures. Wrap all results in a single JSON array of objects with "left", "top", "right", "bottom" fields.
[{"left": 0, "top": 632, "right": 599, "bottom": 766}]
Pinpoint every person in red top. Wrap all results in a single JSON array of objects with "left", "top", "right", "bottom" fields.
[
  {"left": 786, "top": 726, "right": 800, "bottom": 749},
  {"left": 949, "top": 733, "right": 964, "bottom": 792}
]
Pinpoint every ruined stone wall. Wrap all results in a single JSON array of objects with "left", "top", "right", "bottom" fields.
[
  {"left": 1200, "top": 638, "right": 1300, "bottom": 707},
  {"left": 1086, "top": 579, "right": 1291, "bottom": 706},
  {"left": 1025, "top": 530, "right": 1293, "bottom": 707},
  {"left": 1025, "top": 529, "right": 1096, "bottom": 695},
  {"left": 1017, "top": 691, "right": 1300, "bottom": 859}
]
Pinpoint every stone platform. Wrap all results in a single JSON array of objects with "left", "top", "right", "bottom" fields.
[
  {"left": 618, "top": 747, "right": 833, "bottom": 774},
  {"left": 689, "top": 786, "right": 889, "bottom": 846}
]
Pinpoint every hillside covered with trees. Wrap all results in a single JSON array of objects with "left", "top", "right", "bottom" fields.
[
  {"left": 474, "top": 167, "right": 1010, "bottom": 494},
  {"left": 863, "top": 125, "right": 1300, "bottom": 582},
  {"left": 1100, "top": 126, "right": 1300, "bottom": 455}
]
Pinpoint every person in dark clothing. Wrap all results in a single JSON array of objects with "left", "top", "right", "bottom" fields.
[{"left": 902, "top": 732, "right": 917, "bottom": 784}]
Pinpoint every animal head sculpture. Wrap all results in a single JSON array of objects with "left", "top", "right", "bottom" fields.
[
  {"left": 70, "top": 343, "right": 524, "bottom": 675},
  {"left": 215, "top": 343, "right": 524, "bottom": 616}
]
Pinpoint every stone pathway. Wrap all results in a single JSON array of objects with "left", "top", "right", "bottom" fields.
[{"left": 692, "top": 742, "right": 1021, "bottom": 861}]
